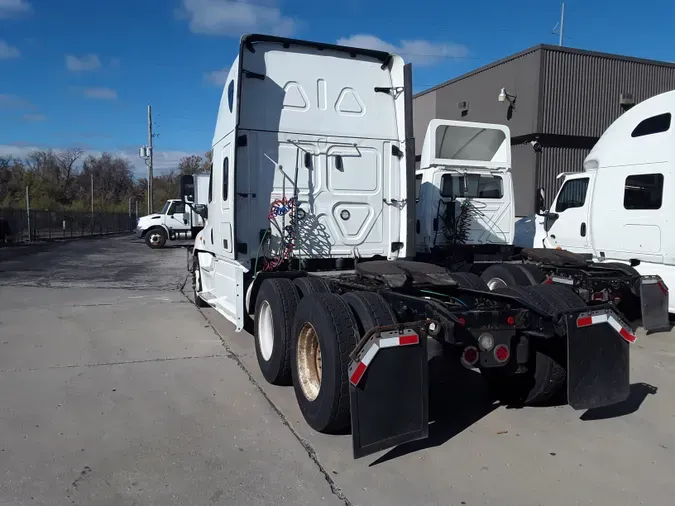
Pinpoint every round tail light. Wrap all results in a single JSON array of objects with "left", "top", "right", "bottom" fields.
[
  {"left": 461, "top": 346, "right": 479, "bottom": 367},
  {"left": 494, "top": 344, "right": 510, "bottom": 363}
]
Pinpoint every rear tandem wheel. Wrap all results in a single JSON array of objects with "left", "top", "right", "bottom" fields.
[{"left": 484, "top": 284, "right": 587, "bottom": 405}]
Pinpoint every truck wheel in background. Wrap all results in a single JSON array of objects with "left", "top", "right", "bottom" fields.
[
  {"left": 480, "top": 264, "right": 533, "bottom": 290},
  {"left": 483, "top": 285, "right": 586, "bottom": 405},
  {"left": 293, "top": 277, "right": 331, "bottom": 298},
  {"left": 515, "top": 264, "right": 546, "bottom": 285},
  {"left": 145, "top": 227, "right": 167, "bottom": 249},
  {"left": 342, "top": 291, "right": 397, "bottom": 335},
  {"left": 192, "top": 256, "right": 210, "bottom": 308},
  {"left": 254, "top": 278, "right": 300, "bottom": 386},
  {"left": 447, "top": 272, "right": 490, "bottom": 291},
  {"left": 291, "top": 293, "right": 359, "bottom": 433}
]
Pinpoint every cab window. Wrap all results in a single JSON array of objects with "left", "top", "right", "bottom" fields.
[
  {"left": 555, "top": 178, "right": 589, "bottom": 212},
  {"left": 440, "top": 174, "right": 503, "bottom": 198},
  {"left": 415, "top": 174, "right": 423, "bottom": 200}
]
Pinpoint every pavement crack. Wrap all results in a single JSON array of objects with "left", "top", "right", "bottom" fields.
[
  {"left": 187, "top": 292, "right": 353, "bottom": 506},
  {"left": 0, "top": 354, "right": 227, "bottom": 373}
]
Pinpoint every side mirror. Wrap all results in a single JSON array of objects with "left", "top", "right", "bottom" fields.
[
  {"left": 193, "top": 203, "right": 208, "bottom": 220},
  {"left": 181, "top": 174, "right": 195, "bottom": 203},
  {"left": 535, "top": 187, "right": 546, "bottom": 216}
]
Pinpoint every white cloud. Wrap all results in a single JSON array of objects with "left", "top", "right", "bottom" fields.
[
  {"left": 65, "top": 53, "right": 102, "bottom": 72},
  {"left": 82, "top": 87, "right": 117, "bottom": 100},
  {"left": 178, "top": 0, "right": 296, "bottom": 37},
  {"left": 0, "top": 0, "right": 32, "bottom": 19},
  {"left": 0, "top": 40, "right": 20, "bottom": 59},
  {"left": 0, "top": 144, "right": 200, "bottom": 178},
  {"left": 22, "top": 113, "right": 45, "bottom": 121},
  {"left": 204, "top": 67, "right": 229, "bottom": 86},
  {"left": 336, "top": 34, "right": 469, "bottom": 66},
  {"left": 0, "top": 93, "right": 34, "bottom": 109}
]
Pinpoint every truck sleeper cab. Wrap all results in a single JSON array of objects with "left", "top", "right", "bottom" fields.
[
  {"left": 534, "top": 90, "right": 675, "bottom": 314},
  {"left": 415, "top": 119, "right": 515, "bottom": 252},
  {"left": 185, "top": 34, "right": 639, "bottom": 459}
]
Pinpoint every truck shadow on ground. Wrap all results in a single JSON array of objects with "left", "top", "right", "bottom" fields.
[
  {"left": 370, "top": 354, "right": 657, "bottom": 465},
  {"left": 369, "top": 353, "right": 500, "bottom": 466},
  {"left": 580, "top": 382, "right": 657, "bottom": 421}
]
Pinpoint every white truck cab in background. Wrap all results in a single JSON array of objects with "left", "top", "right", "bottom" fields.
[
  {"left": 534, "top": 89, "right": 675, "bottom": 311},
  {"left": 415, "top": 119, "right": 514, "bottom": 252},
  {"left": 135, "top": 173, "right": 209, "bottom": 249}
]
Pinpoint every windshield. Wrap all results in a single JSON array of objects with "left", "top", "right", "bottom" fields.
[{"left": 160, "top": 201, "right": 171, "bottom": 214}]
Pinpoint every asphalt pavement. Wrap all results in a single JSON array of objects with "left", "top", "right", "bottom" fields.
[{"left": 1, "top": 235, "right": 675, "bottom": 506}]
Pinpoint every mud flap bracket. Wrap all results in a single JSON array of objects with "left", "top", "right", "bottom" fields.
[
  {"left": 348, "top": 322, "right": 432, "bottom": 459},
  {"left": 566, "top": 308, "right": 631, "bottom": 410}
]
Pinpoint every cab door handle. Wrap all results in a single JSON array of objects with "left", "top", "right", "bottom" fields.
[{"left": 580, "top": 222, "right": 587, "bottom": 237}]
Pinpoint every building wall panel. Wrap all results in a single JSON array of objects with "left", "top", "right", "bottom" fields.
[
  {"left": 541, "top": 49, "right": 675, "bottom": 137},
  {"left": 512, "top": 143, "right": 537, "bottom": 216},
  {"left": 432, "top": 50, "right": 541, "bottom": 138},
  {"left": 537, "top": 145, "right": 590, "bottom": 207}
]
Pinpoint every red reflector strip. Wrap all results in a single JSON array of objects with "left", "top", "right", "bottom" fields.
[
  {"left": 349, "top": 362, "right": 367, "bottom": 386},
  {"left": 577, "top": 316, "right": 593, "bottom": 328},
  {"left": 658, "top": 281, "right": 669, "bottom": 296},
  {"left": 399, "top": 334, "right": 419, "bottom": 346},
  {"left": 577, "top": 312, "right": 637, "bottom": 344},
  {"left": 619, "top": 327, "right": 637, "bottom": 344}
]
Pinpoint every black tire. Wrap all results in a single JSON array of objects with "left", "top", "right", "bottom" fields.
[
  {"left": 516, "top": 264, "right": 546, "bottom": 285},
  {"left": 481, "top": 264, "right": 533, "bottom": 290},
  {"left": 291, "top": 293, "right": 359, "bottom": 433},
  {"left": 342, "top": 291, "right": 397, "bottom": 337},
  {"left": 448, "top": 272, "right": 489, "bottom": 291},
  {"left": 254, "top": 278, "right": 300, "bottom": 386},
  {"left": 192, "top": 256, "right": 209, "bottom": 308},
  {"left": 293, "top": 276, "right": 331, "bottom": 298},
  {"left": 145, "top": 227, "right": 167, "bottom": 249},
  {"left": 485, "top": 284, "right": 587, "bottom": 405}
]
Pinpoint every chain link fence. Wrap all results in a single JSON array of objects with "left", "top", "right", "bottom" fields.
[{"left": 0, "top": 208, "right": 135, "bottom": 246}]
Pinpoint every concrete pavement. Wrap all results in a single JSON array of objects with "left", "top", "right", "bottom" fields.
[
  {"left": 0, "top": 237, "right": 342, "bottom": 505},
  {"left": 2, "top": 235, "right": 675, "bottom": 505}
]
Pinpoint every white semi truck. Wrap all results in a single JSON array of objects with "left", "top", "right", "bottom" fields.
[
  {"left": 135, "top": 173, "right": 209, "bottom": 248},
  {"left": 533, "top": 90, "right": 675, "bottom": 313},
  {"left": 182, "top": 33, "right": 648, "bottom": 459},
  {"left": 413, "top": 118, "right": 668, "bottom": 329}
]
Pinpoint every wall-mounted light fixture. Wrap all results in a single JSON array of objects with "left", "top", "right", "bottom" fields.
[{"left": 498, "top": 87, "right": 517, "bottom": 108}]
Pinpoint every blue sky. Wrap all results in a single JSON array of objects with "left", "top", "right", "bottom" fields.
[{"left": 1, "top": 0, "right": 673, "bottom": 176}]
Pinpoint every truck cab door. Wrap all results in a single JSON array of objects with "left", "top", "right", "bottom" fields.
[
  {"left": 166, "top": 201, "right": 187, "bottom": 232},
  {"left": 535, "top": 173, "right": 594, "bottom": 253}
]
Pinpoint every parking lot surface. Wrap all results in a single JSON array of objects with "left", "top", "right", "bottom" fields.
[{"left": 2, "top": 235, "right": 675, "bottom": 505}]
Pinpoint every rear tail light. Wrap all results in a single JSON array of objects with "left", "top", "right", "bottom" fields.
[
  {"left": 461, "top": 346, "right": 479, "bottom": 367},
  {"left": 494, "top": 344, "right": 510, "bottom": 363}
]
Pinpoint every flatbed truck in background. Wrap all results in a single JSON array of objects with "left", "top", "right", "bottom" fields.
[{"left": 135, "top": 173, "right": 209, "bottom": 249}]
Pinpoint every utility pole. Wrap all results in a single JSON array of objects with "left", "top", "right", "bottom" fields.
[
  {"left": 25, "top": 186, "right": 30, "bottom": 242},
  {"left": 148, "top": 105, "right": 154, "bottom": 215},
  {"left": 559, "top": 2, "right": 565, "bottom": 46},
  {"left": 90, "top": 173, "right": 94, "bottom": 232}
]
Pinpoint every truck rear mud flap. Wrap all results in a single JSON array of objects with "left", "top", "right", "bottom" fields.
[
  {"left": 348, "top": 322, "right": 433, "bottom": 459},
  {"left": 566, "top": 309, "right": 634, "bottom": 410},
  {"left": 639, "top": 276, "right": 669, "bottom": 333}
]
